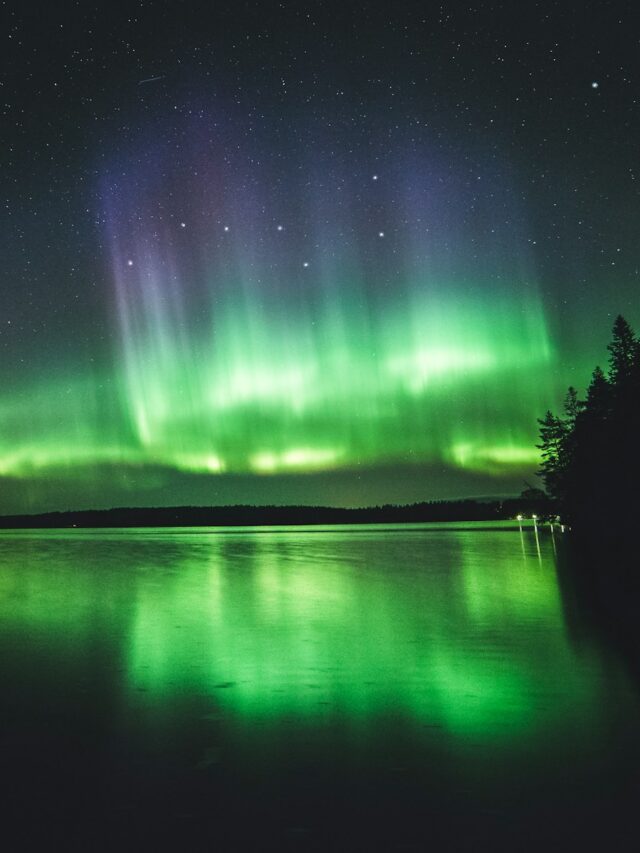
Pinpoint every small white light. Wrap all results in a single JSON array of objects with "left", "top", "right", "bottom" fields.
[{"left": 127, "top": 259, "right": 133, "bottom": 267}]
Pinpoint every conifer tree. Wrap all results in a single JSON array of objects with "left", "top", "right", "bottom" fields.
[
  {"left": 583, "top": 366, "right": 610, "bottom": 419},
  {"left": 607, "top": 315, "right": 635, "bottom": 387},
  {"left": 536, "top": 410, "right": 568, "bottom": 501},
  {"left": 537, "top": 315, "right": 638, "bottom": 531},
  {"left": 563, "top": 386, "right": 582, "bottom": 425}
]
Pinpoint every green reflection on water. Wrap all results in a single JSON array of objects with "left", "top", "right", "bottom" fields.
[
  {"left": 116, "top": 526, "right": 597, "bottom": 739},
  {"left": 0, "top": 525, "right": 615, "bottom": 744}
]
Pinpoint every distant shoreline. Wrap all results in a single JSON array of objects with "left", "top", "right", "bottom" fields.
[{"left": 0, "top": 498, "right": 553, "bottom": 529}]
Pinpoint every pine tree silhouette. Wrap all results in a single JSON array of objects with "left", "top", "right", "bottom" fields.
[{"left": 537, "top": 316, "right": 637, "bottom": 535}]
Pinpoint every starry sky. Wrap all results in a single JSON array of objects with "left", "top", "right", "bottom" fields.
[{"left": 1, "top": 1, "right": 638, "bottom": 513}]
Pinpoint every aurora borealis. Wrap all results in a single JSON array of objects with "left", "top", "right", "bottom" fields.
[
  {"left": 2, "top": 2, "right": 639, "bottom": 512},
  {"left": 103, "top": 130, "right": 553, "bottom": 478}
]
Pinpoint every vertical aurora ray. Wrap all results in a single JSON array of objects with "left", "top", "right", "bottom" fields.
[
  {"left": 0, "top": 113, "right": 561, "bottom": 507},
  {"left": 99, "top": 122, "right": 556, "bottom": 480}
]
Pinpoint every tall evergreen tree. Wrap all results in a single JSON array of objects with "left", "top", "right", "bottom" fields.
[
  {"left": 536, "top": 410, "right": 568, "bottom": 502},
  {"left": 537, "top": 315, "right": 637, "bottom": 532},
  {"left": 563, "top": 386, "right": 582, "bottom": 425},
  {"left": 607, "top": 314, "right": 636, "bottom": 387},
  {"left": 583, "top": 366, "right": 610, "bottom": 419}
]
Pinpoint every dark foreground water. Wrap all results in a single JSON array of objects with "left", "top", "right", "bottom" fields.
[{"left": 1, "top": 524, "right": 639, "bottom": 850}]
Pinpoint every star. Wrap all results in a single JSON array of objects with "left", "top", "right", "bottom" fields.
[
  {"left": 277, "top": 225, "right": 283, "bottom": 231},
  {"left": 127, "top": 259, "right": 134, "bottom": 266},
  {"left": 372, "top": 174, "right": 379, "bottom": 181},
  {"left": 223, "top": 225, "right": 230, "bottom": 232},
  {"left": 378, "top": 231, "right": 385, "bottom": 238},
  {"left": 591, "top": 81, "right": 599, "bottom": 89},
  {"left": 180, "top": 222, "right": 186, "bottom": 228},
  {"left": 303, "top": 261, "right": 309, "bottom": 268}
]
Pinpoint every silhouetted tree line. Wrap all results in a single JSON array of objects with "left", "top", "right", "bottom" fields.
[
  {"left": 0, "top": 496, "right": 546, "bottom": 529},
  {"left": 538, "top": 314, "right": 639, "bottom": 535}
]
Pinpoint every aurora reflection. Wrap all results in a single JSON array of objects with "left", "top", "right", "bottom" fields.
[{"left": 0, "top": 526, "right": 613, "bottom": 741}]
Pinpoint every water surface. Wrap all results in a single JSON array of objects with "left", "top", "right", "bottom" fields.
[{"left": 1, "top": 524, "right": 639, "bottom": 850}]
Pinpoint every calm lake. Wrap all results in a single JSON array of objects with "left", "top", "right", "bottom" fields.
[{"left": 1, "top": 523, "right": 639, "bottom": 850}]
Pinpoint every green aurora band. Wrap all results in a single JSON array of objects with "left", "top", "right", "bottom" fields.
[
  {"left": 0, "top": 127, "right": 567, "bottom": 509},
  {"left": 0, "top": 290, "right": 553, "bottom": 489}
]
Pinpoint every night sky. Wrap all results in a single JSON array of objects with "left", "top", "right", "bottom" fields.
[{"left": 1, "top": 1, "right": 638, "bottom": 513}]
